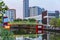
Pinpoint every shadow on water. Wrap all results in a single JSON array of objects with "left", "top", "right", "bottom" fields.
[
  {"left": 15, "top": 32, "right": 60, "bottom": 40},
  {"left": 39, "top": 31, "right": 60, "bottom": 40},
  {"left": 15, "top": 30, "right": 60, "bottom": 40}
]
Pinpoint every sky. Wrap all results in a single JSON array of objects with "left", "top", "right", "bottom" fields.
[{"left": 2, "top": 0, "right": 60, "bottom": 18}]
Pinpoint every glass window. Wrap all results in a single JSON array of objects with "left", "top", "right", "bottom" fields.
[{"left": 48, "top": 13, "right": 55, "bottom": 16}]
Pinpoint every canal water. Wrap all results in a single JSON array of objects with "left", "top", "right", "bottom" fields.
[{"left": 16, "top": 31, "right": 60, "bottom": 40}]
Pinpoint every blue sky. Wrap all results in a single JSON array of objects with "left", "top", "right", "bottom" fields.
[{"left": 2, "top": 0, "right": 60, "bottom": 18}]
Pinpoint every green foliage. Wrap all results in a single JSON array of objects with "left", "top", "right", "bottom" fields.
[
  {"left": 14, "top": 19, "right": 22, "bottom": 22},
  {"left": 50, "top": 18, "right": 60, "bottom": 27},
  {"left": 56, "top": 18, "right": 60, "bottom": 27},
  {"left": 12, "top": 18, "right": 37, "bottom": 25},
  {"left": 0, "top": 16, "right": 3, "bottom": 23},
  {"left": 0, "top": 1, "right": 8, "bottom": 23},
  {"left": 28, "top": 18, "right": 36, "bottom": 22},
  {"left": 0, "top": 1, "right": 8, "bottom": 13},
  {"left": 14, "top": 18, "right": 36, "bottom": 23},
  {"left": 29, "top": 34, "right": 36, "bottom": 38},
  {"left": 23, "top": 19, "right": 28, "bottom": 21},
  {"left": 13, "top": 29, "right": 26, "bottom": 34},
  {"left": 50, "top": 18, "right": 57, "bottom": 27},
  {"left": 0, "top": 27, "right": 15, "bottom": 40},
  {"left": 50, "top": 18, "right": 60, "bottom": 40}
]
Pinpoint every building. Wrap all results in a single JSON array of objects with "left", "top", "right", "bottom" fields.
[
  {"left": 5, "top": 9, "right": 16, "bottom": 22},
  {"left": 24, "top": 6, "right": 45, "bottom": 24},
  {"left": 42, "top": 11, "right": 59, "bottom": 26},
  {"left": 59, "top": 11, "right": 60, "bottom": 18},
  {"left": 29, "top": 6, "right": 44, "bottom": 17},
  {"left": 25, "top": 14, "right": 42, "bottom": 24},
  {"left": 23, "top": 0, "right": 29, "bottom": 18}
]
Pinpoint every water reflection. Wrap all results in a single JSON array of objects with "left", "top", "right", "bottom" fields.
[
  {"left": 49, "top": 32, "right": 60, "bottom": 40},
  {"left": 16, "top": 31, "right": 60, "bottom": 40}
]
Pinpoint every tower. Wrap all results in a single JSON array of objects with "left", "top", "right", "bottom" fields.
[{"left": 23, "top": 0, "right": 29, "bottom": 18}]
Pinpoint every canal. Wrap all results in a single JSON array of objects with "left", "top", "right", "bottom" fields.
[
  {"left": 10, "top": 24, "right": 60, "bottom": 40},
  {"left": 15, "top": 31, "right": 60, "bottom": 40}
]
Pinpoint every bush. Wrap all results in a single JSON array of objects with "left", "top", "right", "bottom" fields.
[{"left": 0, "top": 27, "right": 15, "bottom": 40}]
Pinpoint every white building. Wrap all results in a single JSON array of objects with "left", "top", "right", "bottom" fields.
[{"left": 25, "top": 14, "right": 42, "bottom": 24}]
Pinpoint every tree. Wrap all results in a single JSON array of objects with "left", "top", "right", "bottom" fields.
[
  {"left": 50, "top": 18, "right": 60, "bottom": 40},
  {"left": 23, "top": 19, "right": 28, "bottom": 21},
  {"left": 50, "top": 18, "right": 57, "bottom": 28},
  {"left": 0, "top": 27, "right": 15, "bottom": 40},
  {"left": 0, "top": 1, "right": 15, "bottom": 40},
  {"left": 14, "top": 19, "right": 22, "bottom": 22},
  {"left": 50, "top": 18, "right": 60, "bottom": 28},
  {"left": 28, "top": 18, "right": 36, "bottom": 22},
  {"left": 0, "top": 1, "right": 8, "bottom": 13},
  {"left": 0, "top": 1, "right": 8, "bottom": 24},
  {"left": 56, "top": 18, "right": 60, "bottom": 27}
]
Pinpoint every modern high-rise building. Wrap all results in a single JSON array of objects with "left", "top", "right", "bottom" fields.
[
  {"left": 23, "top": 0, "right": 29, "bottom": 18},
  {"left": 29, "top": 6, "right": 44, "bottom": 17},
  {"left": 5, "top": 9, "right": 16, "bottom": 22},
  {"left": 25, "top": 6, "right": 45, "bottom": 24}
]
